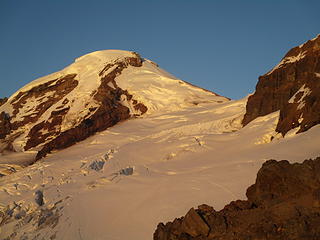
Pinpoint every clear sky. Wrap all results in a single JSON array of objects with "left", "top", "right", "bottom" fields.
[{"left": 0, "top": 1, "right": 319, "bottom": 99}]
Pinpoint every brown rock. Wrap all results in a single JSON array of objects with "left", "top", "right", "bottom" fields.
[
  {"left": 154, "top": 157, "right": 320, "bottom": 240},
  {"left": 10, "top": 73, "right": 78, "bottom": 131},
  {"left": 0, "top": 98, "right": 10, "bottom": 140},
  {"left": 24, "top": 107, "right": 70, "bottom": 150},
  {"left": 243, "top": 35, "right": 320, "bottom": 136},
  {"left": 0, "top": 111, "right": 11, "bottom": 139},
  {"left": 181, "top": 208, "right": 210, "bottom": 237},
  {"left": 0, "top": 97, "right": 8, "bottom": 107},
  {"left": 246, "top": 159, "right": 320, "bottom": 207}
]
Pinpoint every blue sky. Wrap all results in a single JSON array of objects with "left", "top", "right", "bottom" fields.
[{"left": 0, "top": 1, "right": 319, "bottom": 99}]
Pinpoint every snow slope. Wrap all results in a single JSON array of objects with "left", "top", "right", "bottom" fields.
[
  {"left": 116, "top": 60, "right": 227, "bottom": 114},
  {"left": 1, "top": 95, "right": 319, "bottom": 240}
]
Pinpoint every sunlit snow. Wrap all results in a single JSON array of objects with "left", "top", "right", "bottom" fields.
[
  {"left": 0, "top": 50, "right": 319, "bottom": 240},
  {"left": 1, "top": 96, "right": 319, "bottom": 239}
]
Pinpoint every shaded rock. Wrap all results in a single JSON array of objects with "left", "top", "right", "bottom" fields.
[
  {"left": 37, "top": 208, "right": 59, "bottom": 229},
  {"left": 119, "top": 167, "right": 134, "bottom": 176},
  {"left": 35, "top": 190, "right": 44, "bottom": 206},
  {"left": 243, "top": 35, "right": 320, "bottom": 136},
  {"left": 246, "top": 158, "right": 320, "bottom": 207},
  {"left": 0, "top": 111, "right": 11, "bottom": 139},
  {"left": 0, "top": 97, "right": 7, "bottom": 106},
  {"left": 154, "top": 157, "right": 320, "bottom": 240},
  {"left": 11, "top": 74, "right": 78, "bottom": 133},
  {"left": 89, "top": 160, "right": 105, "bottom": 171}
]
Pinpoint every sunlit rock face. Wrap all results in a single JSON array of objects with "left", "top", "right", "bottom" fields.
[{"left": 243, "top": 35, "right": 320, "bottom": 136}]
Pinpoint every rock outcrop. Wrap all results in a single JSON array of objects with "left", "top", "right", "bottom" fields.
[
  {"left": 0, "top": 98, "right": 10, "bottom": 140},
  {"left": 0, "top": 111, "right": 11, "bottom": 139},
  {"left": 154, "top": 157, "right": 320, "bottom": 240},
  {"left": 243, "top": 35, "right": 320, "bottom": 136}
]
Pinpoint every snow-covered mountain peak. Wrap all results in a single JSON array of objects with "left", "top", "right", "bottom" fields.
[
  {"left": 10, "top": 50, "right": 140, "bottom": 97},
  {"left": 74, "top": 49, "right": 136, "bottom": 63},
  {"left": 0, "top": 50, "right": 227, "bottom": 158}
]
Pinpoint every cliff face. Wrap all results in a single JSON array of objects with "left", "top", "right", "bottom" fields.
[
  {"left": 154, "top": 157, "right": 320, "bottom": 240},
  {"left": 243, "top": 35, "right": 320, "bottom": 136}
]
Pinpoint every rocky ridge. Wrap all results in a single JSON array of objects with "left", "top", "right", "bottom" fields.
[
  {"left": 154, "top": 157, "right": 320, "bottom": 240},
  {"left": 243, "top": 35, "right": 320, "bottom": 136}
]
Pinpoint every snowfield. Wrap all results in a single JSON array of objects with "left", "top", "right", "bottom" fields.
[{"left": 1, "top": 96, "right": 319, "bottom": 240}]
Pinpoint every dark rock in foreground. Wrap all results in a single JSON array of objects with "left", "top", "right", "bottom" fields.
[{"left": 154, "top": 157, "right": 320, "bottom": 240}]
